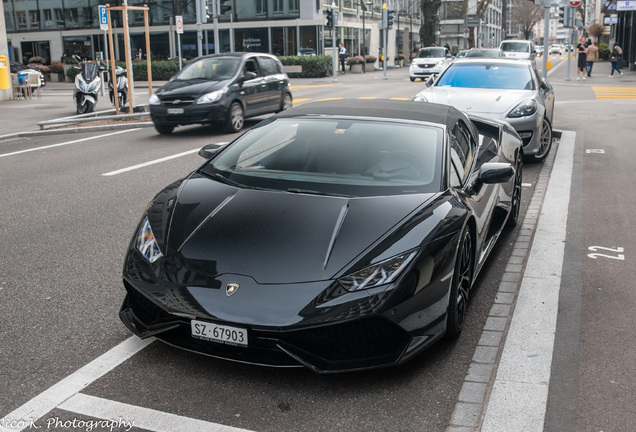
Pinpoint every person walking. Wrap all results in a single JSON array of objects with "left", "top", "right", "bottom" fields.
[
  {"left": 586, "top": 41, "right": 599, "bottom": 77},
  {"left": 451, "top": 42, "right": 459, "bottom": 57},
  {"left": 576, "top": 39, "right": 587, "bottom": 80},
  {"left": 609, "top": 44, "right": 623, "bottom": 77},
  {"left": 338, "top": 43, "right": 347, "bottom": 74}
]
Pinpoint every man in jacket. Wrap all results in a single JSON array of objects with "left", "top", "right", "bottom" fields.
[{"left": 586, "top": 41, "right": 599, "bottom": 77}]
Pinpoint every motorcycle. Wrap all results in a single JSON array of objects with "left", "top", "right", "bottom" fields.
[
  {"left": 72, "top": 55, "right": 103, "bottom": 114},
  {"left": 108, "top": 65, "right": 128, "bottom": 109}
]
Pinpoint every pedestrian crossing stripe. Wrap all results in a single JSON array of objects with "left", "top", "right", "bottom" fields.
[{"left": 592, "top": 86, "right": 636, "bottom": 100}]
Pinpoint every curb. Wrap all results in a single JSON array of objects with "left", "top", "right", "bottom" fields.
[
  {"left": 446, "top": 130, "right": 562, "bottom": 431},
  {"left": 0, "top": 121, "right": 154, "bottom": 141}
]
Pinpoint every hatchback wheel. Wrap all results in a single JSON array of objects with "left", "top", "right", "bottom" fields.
[
  {"left": 279, "top": 93, "right": 293, "bottom": 112},
  {"left": 225, "top": 102, "right": 244, "bottom": 133},
  {"left": 154, "top": 123, "right": 174, "bottom": 135}
]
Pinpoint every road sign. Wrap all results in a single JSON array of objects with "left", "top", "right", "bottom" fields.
[
  {"left": 569, "top": 0, "right": 581, "bottom": 6},
  {"left": 99, "top": 5, "right": 108, "bottom": 31},
  {"left": 175, "top": 15, "right": 183, "bottom": 34}
]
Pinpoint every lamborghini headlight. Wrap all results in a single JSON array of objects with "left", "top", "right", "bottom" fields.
[
  {"left": 136, "top": 217, "right": 163, "bottom": 263},
  {"left": 508, "top": 99, "right": 537, "bottom": 118},
  {"left": 338, "top": 250, "right": 418, "bottom": 292}
]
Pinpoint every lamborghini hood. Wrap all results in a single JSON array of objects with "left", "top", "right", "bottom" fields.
[{"left": 154, "top": 174, "right": 437, "bottom": 284}]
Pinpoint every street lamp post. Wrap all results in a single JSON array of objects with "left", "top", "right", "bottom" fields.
[{"left": 356, "top": 2, "right": 371, "bottom": 72}]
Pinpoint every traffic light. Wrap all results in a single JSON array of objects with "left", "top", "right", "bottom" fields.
[
  {"left": 386, "top": 9, "right": 395, "bottom": 29},
  {"left": 558, "top": 6, "right": 564, "bottom": 24},
  {"left": 220, "top": 0, "right": 231, "bottom": 14},
  {"left": 326, "top": 9, "right": 333, "bottom": 28}
]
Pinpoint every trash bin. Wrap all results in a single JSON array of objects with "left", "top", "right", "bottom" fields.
[{"left": 0, "top": 55, "right": 9, "bottom": 90}]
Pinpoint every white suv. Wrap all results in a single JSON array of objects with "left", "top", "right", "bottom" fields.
[{"left": 499, "top": 40, "right": 536, "bottom": 61}]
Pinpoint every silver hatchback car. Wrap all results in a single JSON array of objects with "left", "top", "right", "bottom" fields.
[{"left": 413, "top": 58, "right": 555, "bottom": 162}]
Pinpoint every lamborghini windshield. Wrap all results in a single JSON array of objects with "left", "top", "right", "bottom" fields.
[{"left": 201, "top": 117, "right": 444, "bottom": 197}]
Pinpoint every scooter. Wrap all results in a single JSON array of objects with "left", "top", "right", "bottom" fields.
[
  {"left": 108, "top": 65, "right": 128, "bottom": 109},
  {"left": 72, "top": 55, "right": 102, "bottom": 114}
]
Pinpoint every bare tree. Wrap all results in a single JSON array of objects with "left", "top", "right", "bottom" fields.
[
  {"left": 508, "top": 0, "right": 543, "bottom": 40},
  {"left": 462, "top": 0, "right": 494, "bottom": 48},
  {"left": 588, "top": 23, "right": 605, "bottom": 43}
]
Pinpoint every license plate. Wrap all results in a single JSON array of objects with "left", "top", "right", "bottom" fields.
[
  {"left": 191, "top": 320, "right": 248, "bottom": 347},
  {"left": 167, "top": 108, "right": 184, "bottom": 114}
]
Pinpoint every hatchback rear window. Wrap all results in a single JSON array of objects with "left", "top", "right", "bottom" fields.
[{"left": 500, "top": 42, "right": 530, "bottom": 53}]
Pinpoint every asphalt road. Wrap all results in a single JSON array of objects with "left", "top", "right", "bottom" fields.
[{"left": 1, "top": 55, "right": 634, "bottom": 432}]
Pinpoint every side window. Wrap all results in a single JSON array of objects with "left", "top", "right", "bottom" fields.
[
  {"left": 258, "top": 57, "right": 281, "bottom": 76},
  {"left": 244, "top": 58, "right": 260, "bottom": 77},
  {"left": 449, "top": 121, "right": 474, "bottom": 187}
]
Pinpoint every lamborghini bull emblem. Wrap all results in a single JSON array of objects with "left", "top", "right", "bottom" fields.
[{"left": 225, "top": 282, "right": 240, "bottom": 297}]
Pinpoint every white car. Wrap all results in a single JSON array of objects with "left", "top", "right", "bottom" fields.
[
  {"left": 409, "top": 47, "right": 451, "bottom": 81},
  {"left": 10, "top": 61, "right": 46, "bottom": 87},
  {"left": 549, "top": 44, "right": 564, "bottom": 55},
  {"left": 412, "top": 58, "right": 555, "bottom": 162},
  {"left": 499, "top": 40, "right": 536, "bottom": 61}
]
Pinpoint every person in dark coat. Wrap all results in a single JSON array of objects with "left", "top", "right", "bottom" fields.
[
  {"left": 576, "top": 40, "right": 587, "bottom": 80},
  {"left": 609, "top": 44, "right": 623, "bottom": 77}
]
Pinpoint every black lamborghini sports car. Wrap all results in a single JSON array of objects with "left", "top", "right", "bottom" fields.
[{"left": 120, "top": 99, "right": 523, "bottom": 373}]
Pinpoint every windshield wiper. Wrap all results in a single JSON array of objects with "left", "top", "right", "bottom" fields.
[
  {"left": 212, "top": 173, "right": 241, "bottom": 187},
  {"left": 287, "top": 188, "right": 352, "bottom": 198}
]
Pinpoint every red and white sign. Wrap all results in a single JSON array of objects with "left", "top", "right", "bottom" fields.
[
  {"left": 175, "top": 15, "right": 183, "bottom": 34},
  {"left": 569, "top": 0, "right": 582, "bottom": 7}
]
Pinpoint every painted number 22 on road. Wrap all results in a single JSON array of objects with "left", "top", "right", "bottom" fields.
[{"left": 587, "top": 246, "right": 625, "bottom": 260}]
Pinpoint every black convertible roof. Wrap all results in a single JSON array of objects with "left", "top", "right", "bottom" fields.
[{"left": 274, "top": 99, "right": 464, "bottom": 129}]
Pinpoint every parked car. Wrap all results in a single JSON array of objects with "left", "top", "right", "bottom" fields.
[
  {"left": 413, "top": 58, "right": 555, "bottom": 162},
  {"left": 10, "top": 61, "right": 46, "bottom": 87},
  {"left": 454, "top": 50, "right": 468, "bottom": 59},
  {"left": 409, "top": 47, "right": 451, "bottom": 81},
  {"left": 120, "top": 99, "right": 523, "bottom": 373},
  {"left": 464, "top": 48, "right": 503, "bottom": 58},
  {"left": 149, "top": 53, "right": 293, "bottom": 134},
  {"left": 549, "top": 44, "right": 564, "bottom": 55},
  {"left": 499, "top": 40, "right": 537, "bottom": 61}
]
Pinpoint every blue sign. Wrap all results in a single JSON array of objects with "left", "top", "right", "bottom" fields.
[{"left": 99, "top": 5, "right": 108, "bottom": 29}]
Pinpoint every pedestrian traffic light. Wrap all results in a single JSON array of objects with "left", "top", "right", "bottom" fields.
[
  {"left": 220, "top": 0, "right": 231, "bottom": 14},
  {"left": 326, "top": 9, "right": 334, "bottom": 28},
  {"left": 386, "top": 9, "right": 395, "bottom": 29}
]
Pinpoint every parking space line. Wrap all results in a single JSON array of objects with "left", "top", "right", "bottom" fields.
[
  {"left": 0, "top": 337, "right": 153, "bottom": 432},
  {"left": 59, "top": 393, "right": 253, "bottom": 432},
  {"left": 102, "top": 148, "right": 201, "bottom": 176},
  {"left": 0, "top": 130, "right": 137, "bottom": 159}
]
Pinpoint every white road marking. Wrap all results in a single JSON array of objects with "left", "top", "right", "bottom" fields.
[
  {"left": 0, "top": 130, "right": 137, "bottom": 159},
  {"left": 481, "top": 131, "right": 575, "bottom": 431},
  {"left": 0, "top": 337, "right": 153, "bottom": 432},
  {"left": 59, "top": 393, "right": 254, "bottom": 432},
  {"left": 102, "top": 148, "right": 201, "bottom": 176}
]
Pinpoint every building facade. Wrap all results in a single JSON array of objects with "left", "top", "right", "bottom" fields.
[{"left": 3, "top": 0, "right": 421, "bottom": 67}]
